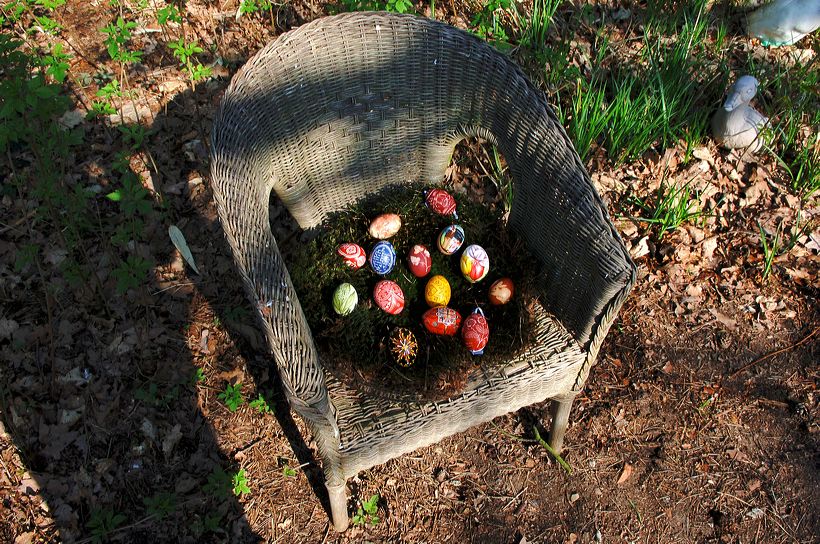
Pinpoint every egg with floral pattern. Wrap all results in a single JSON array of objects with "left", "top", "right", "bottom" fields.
[
  {"left": 373, "top": 280, "right": 405, "bottom": 315},
  {"left": 460, "top": 244, "right": 490, "bottom": 283},
  {"left": 462, "top": 308, "right": 489, "bottom": 355},
  {"left": 425, "top": 188, "right": 458, "bottom": 218},
  {"left": 336, "top": 243, "right": 366, "bottom": 269},
  {"left": 407, "top": 244, "right": 432, "bottom": 278}
]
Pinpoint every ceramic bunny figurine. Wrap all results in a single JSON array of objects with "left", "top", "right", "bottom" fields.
[
  {"left": 711, "top": 75, "right": 769, "bottom": 152},
  {"left": 746, "top": 0, "right": 820, "bottom": 46}
]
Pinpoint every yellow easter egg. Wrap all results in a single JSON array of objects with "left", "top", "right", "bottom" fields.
[{"left": 425, "top": 275, "right": 451, "bottom": 308}]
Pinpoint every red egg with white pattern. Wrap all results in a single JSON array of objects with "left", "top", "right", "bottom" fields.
[
  {"left": 407, "top": 244, "right": 432, "bottom": 278},
  {"left": 488, "top": 277, "right": 515, "bottom": 305},
  {"left": 336, "top": 243, "right": 367, "bottom": 269},
  {"left": 461, "top": 308, "right": 489, "bottom": 355},
  {"left": 422, "top": 307, "right": 462, "bottom": 336},
  {"left": 425, "top": 188, "right": 458, "bottom": 218},
  {"left": 373, "top": 280, "right": 405, "bottom": 315}
]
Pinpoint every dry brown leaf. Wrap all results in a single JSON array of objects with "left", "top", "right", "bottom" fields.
[{"left": 617, "top": 463, "right": 633, "bottom": 485}]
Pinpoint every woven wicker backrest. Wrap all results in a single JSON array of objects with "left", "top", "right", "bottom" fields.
[{"left": 211, "top": 12, "right": 633, "bottom": 354}]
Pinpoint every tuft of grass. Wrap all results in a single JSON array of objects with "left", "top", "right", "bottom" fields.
[
  {"left": 563, "top": 75, "right": 611, "bottom": 163},
  {"left": 518, "top": 0, "right": 562, "bottom": 53},
  {"left": 627, "top": 176, "right": 705, "bottom": 241},
  {"left": 758, "top": 220, "right": 783, "bottom": 280}
]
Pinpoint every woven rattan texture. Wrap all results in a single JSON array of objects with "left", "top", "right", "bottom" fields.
[{"left": 210, "top": 12, "right": 635, "bottom": 485}]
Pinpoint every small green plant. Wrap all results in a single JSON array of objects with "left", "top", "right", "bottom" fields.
[
  {"left": 203, "top": 467, "right": 232, "bottom": 498},
  {"left": 628, "top": 178, "right": 704, "bottom": 241},
  {"left": 86, "top": 508, "right": 127, "bottom": 544},
  {"left": 168, "top": 38, "right": 212, "bottom": 88},
  {"left": 112, "top": 253, "right": 153, "bottom": 294},
  {"left": 758, "top": 220, "right": 783, "bottom": 280},
  {"left": 564, "top": 76, "right": 611, "bottom": 163},
  {"left": 157, "top": 3, "right": 183, "bottom": 24},
  {"left": 143, "top": 492, "right": 177, "bottom": 520},
  {"left": 217, "top": 382, "right": 244, "bottom": 412},
  {"left": 191, "top": 512, "right": 223, "bottom": 537},
  {"left": 282, "top": 463, "right": 297, "bottom": 477},
  {"left": 385, "top": 0, "right": 413, "bottom": 13},
  {"left": 232, "top": 468, "right": 251, "bottom": 496},
  {"left": 518, "top": 0, "right": 561, "bottom": 52},
  {"left": 249, "top": 393, "right": 272, "bottom": 414},
  {"left": 471, "top": 0, "right": 516, "bottom": 47},
  {"left": 352, "top": 493, "right": 380, "bottom": 526},
  {"left": 101, "top": 16, "right": 143, "bottom": 65},
  {"left": 192, "top": 367, "right": 205, "bottom": 385}
]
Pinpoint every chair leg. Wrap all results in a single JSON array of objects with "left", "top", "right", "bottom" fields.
[
  {"left": 327, "top": 482, "right": 349, "bottom": 532},
  {"left": 548, "top": 395, "right": 575, "bottom": 454}
]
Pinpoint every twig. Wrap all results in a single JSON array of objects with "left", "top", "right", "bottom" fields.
[{"left": 729, "top": 327, "right": 819, "bottom": 379}]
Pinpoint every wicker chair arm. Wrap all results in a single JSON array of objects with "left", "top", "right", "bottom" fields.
[{"left": 210, "top": 124, "right": 338, "bottom": 436}]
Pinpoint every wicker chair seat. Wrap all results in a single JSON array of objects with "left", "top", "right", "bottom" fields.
[
  {"left": 210, "top": 12, "right": 635, "bottom": 532},
  {"left": 333, "top": 308, "right": 585, "bottom": 477}
]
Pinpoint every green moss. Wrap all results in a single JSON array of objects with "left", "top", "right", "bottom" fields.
[{"left": 285, "top": 183, "right": 537, "bottom": 398}]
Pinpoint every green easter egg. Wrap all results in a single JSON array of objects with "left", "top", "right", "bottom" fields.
[{"left": 332, "top": 283, "right": 358, "bottom": 316}]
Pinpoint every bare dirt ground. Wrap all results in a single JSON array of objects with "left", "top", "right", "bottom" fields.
[{"left": 0, "top": 1, "right": 817, "bottom": 543}]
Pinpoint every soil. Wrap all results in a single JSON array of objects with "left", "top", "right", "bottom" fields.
[{"left": 1, "top": 1, "right": 817, "bottom": 544}]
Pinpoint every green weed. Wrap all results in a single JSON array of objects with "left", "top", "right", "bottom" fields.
[
  {"left": 232, "top": 468, "right": 251, "bottom": 496},
  {"left": 101, "top": 16, "right": 143, "bottom": 65},
  {"left": 217, "top": 382, "right": 245, "bottom": 412},
  {"left": 352, "top": 494, "right": 380, "bottom": 526},
  {"left": 203, "top": 467, "right": 232, "bottom": 498},
  {"left": 86, "top": 508, "right": 127, "bottom": 544},
  {"left": 249, "top": 394, "right": 272, "bottom": 414},
  {"left": 143, "top": 492, "right": 177, "bottom": 519},
  {"left": 471, "top": 0, "right": 516, "bottom": 48},
  {"left": 281, "top": 463, "right": 297, "bottom": 477}
]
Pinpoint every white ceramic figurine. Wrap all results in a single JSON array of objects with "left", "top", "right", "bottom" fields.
[
  {"left": 711, "top": 75, "right": 769, "bottom": 152},
  {"left": 746, "top": 0, "right": 820, "bottom": 46}
]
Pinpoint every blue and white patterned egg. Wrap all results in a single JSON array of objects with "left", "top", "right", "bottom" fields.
[{"left": 369, "top": 241, "right": 396, "bottom": 275}]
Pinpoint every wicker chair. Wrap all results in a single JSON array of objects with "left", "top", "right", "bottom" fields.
[{"left": 210, "top": 12, "right": 635, "bottom": 532}]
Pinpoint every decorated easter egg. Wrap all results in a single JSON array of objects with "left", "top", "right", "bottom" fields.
[
  {"left": 373, "top": 280, "right": 405, "bottom": 315},
  {"left": 332, "top": 283, "right": 358, "bottom": 315},
  {"left": 425, "top": 275, "right": 451, "bottom": 307},
  {"left": 407, "top": 244, "right": 432, "bottom": 278},
  {"left": 462, "top": 308, "right": 489, "bottom": 355},
  {"left": 368, "top": 213, "right": 402, "bottom": 239},
  {"left": 422, "top": 307, "right": 462, "bottom": 336},
  {"left": 336, "top": 243, "right": 366, "bottom": 269},
  {"left": 489, "top": 277, "right": 515, "bottom": 305},
  {"left": 390, "top": 327, "right": 418, "bottom": 367},
  {"left": 437, "top": 224, "right": 465, "bottom": 255},
  {"left": 425, "top": 188, "right": 458, "bottom": 218},
  {"left": 369, "top": 241, "right": 396, "bottom": 275},
  {"left": 460, "top": 244, "right": 490, "bottom": 283}
]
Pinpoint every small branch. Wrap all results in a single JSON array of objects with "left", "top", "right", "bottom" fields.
[
  {"left": 532, "top": 426, "right": 572, "bottom": 475},
  {"left": 729, "top": 327, "right": 819, "bottom": 379}
]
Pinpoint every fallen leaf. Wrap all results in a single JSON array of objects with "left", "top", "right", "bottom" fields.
[
  {"left": 617, "top": 463, "right": 633, "bottom": 485},
  {"left": 169, "top": 225, "right": 200, "bottom": 274}
]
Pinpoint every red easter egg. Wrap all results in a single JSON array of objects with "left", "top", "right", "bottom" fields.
[
  {"left": 462, "top": 309, "right": 489, "bottom": 354},
  {"left": 422, "top": 307, "right": 462, "bottom": 336},
  {"left": 425, "top": 188, "right": 457, "bottom": 217},
  {"left": 336, "top": 243, "right": 367, "bottom": 269},
  {"left": 407, "top": 244, "right": 432, "bottom": 278},
  {"left": 373, "top": 280, "right": 405, "bottom": 315},
  {"left": 488, "top": 277, "right": 515, "bottom": 305}
]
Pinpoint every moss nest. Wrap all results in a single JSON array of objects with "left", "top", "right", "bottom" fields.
[{"left": 285, "top": 183, "right": 539, "bottom": 401}]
